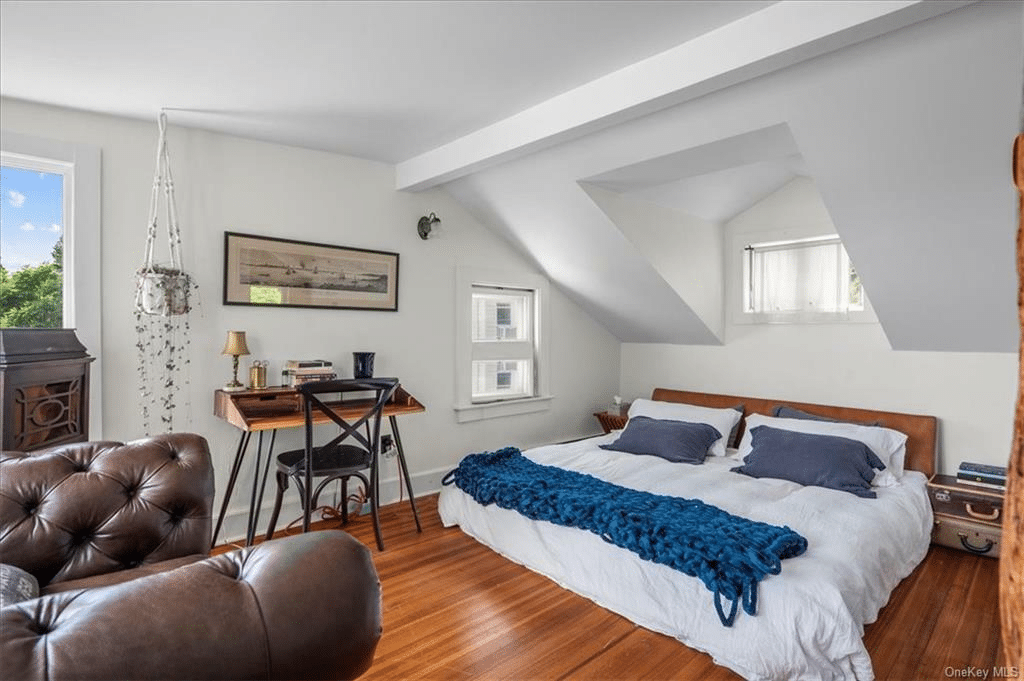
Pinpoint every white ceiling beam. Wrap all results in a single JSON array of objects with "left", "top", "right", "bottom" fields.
[{"left": 396, "top": 0, "right": 972, "bottom": 191}]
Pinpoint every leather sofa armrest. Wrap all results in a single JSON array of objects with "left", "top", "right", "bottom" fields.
[{"left": 1, "top": 531, "right": 381, "bottom": 681}]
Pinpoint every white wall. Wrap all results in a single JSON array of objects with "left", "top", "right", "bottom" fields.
[
  {"left": 621, "top": 177, "right": 1019, "bottom": 475},
  {"left": 0, "top": 97, "right": 621, "bottom": 541},
  {"left": 581, "top": 182, "right": 724, "bottom": 340}
]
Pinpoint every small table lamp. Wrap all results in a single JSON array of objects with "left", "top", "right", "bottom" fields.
[{"left": 221, "top": 331, "right": 250, "bottom": 392}]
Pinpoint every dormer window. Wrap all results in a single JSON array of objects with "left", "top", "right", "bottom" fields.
[{"left": 743, "top": 235, "right": 865, "bottom": 322}]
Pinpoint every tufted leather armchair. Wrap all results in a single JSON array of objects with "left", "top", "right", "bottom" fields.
[{"left": 0, "top": 433, "right": 382, "bottom": 681}]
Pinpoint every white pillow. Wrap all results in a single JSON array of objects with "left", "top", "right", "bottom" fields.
[
  {"left": 736, "top": 413, "right": 908, "bottom": 487},
  {"left": 627, "top": 398, "right": 742, "bottom": 458}
]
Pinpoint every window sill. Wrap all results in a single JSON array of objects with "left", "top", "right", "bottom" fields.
[
  {"left": 453, "top": 394, "right": 554, "bottom": 423},
  {"left": 735, "top": 311, "right": 877, "bottom": 325}
]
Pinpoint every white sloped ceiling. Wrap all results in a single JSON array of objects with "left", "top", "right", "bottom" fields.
[{"left": 439, "top": 1, "right": 1023, "bottom": 352}]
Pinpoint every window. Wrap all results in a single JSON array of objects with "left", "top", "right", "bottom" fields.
[
  {"left": 1, "top": 163, "right": 66, "bottom": 327},
  {"left": 742, "top": 235, "right": 865, "bottom": 321},
  {"left": 470, "top": 286, "right": 535, "bottom": 402},
  {"left": 454, "top": 268, "right": 551, "bottom": 422},
  {"left": 2, "top": 130, "right": 102, "bottom": 434}
]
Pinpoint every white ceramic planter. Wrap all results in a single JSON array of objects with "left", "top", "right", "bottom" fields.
[{"left": 135, "top": 268, "right": 191, "bottom": 316}]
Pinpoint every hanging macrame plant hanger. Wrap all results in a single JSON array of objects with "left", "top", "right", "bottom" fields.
[{"left": 135, "top": 111, "right": 192, "bottom": 316}]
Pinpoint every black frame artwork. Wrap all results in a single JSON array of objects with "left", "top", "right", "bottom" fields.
[{"left": 223, "top": 231, "right": 399, "bottom": 311}]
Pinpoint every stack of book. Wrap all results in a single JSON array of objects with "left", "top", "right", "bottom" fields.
[
  {"left": 282, "top": 359, "right": 336, "bottom": 387},
  {"left": 956, "top": 461, "right": 1007, "bottom": 490}
]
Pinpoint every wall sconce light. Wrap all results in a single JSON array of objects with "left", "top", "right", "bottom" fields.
[
  {"left": 417, "top": 212, "right": 441, "bottom": 240},
  {"left": 221, "top": 330, "right": 250, "bottom": 392}
]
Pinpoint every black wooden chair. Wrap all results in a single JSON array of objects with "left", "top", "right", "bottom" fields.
[{"left": 264, "top": 377, "right": 402, "bottom": 550}]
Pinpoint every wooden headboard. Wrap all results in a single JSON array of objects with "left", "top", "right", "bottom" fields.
[{"left": 650, "top": 388, "right": 938, "bottom": 478}]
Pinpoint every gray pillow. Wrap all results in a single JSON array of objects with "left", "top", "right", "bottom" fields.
[
  {"left": 731, "top": 425, "right": 885, "bottom": 498},
  {"left": 600, "top": 416, "right": 721, "bottom": 464},
  {"left": 1, "top": 564, "right": 39, "bottom": 608},
  {"left": 771, "top": 405, "right": 880, "bottom": 427}
]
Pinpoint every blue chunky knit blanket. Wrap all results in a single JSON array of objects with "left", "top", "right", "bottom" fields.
[{"left": 442, "top": 447, "right": 808, "bottom": 626}]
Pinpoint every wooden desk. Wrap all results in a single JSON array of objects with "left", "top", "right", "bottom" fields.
[{"left": 212, "top": 383, "right": 425, "bottom": 546}]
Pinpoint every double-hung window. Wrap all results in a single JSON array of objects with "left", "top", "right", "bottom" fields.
[
  {"left": 470, "top": 286, "right": 535, "bottom": 402},
  {"left": 454, "top": 268, "right": 551, "bottom": 422},
  {"left": 742, "top": 234, "right": 866, "bottom": 322}
]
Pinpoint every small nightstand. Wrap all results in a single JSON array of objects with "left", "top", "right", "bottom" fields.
[
  {"left": 927, "top": 474, "right": 1004, "bottom": 557},
  {"left": 594, "top": 412, "right": 627, "bottom": 434}
]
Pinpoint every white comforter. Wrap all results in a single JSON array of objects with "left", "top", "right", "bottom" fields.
[{"left": 437, "top": 433, "right": 933, "bottom": 681}]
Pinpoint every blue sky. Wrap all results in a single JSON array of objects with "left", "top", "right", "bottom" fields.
[{"left": 0, "top": 165, "right": 64, "bottom": 271}]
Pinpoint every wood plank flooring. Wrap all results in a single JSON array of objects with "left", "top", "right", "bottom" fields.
[{"left": 232, "top": 495, "right": 1004, "bottom": 681}]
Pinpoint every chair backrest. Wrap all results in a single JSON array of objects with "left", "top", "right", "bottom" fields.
[{"left": 296, "top": 378, "right": 400, "bottom": 453}]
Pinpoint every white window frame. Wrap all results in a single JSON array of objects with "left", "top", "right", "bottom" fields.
[
  {"left": 2, "top": 130, "right": 103, "bottom": 436},
  {"left": 470, "top": 285, "right": 535, "bottom": 402},
  {"left": 454, "top": 267, "right": 552, "bottom": 423},
  {"left": 727, "top": 226, "right": 877, "bottom": 326}
]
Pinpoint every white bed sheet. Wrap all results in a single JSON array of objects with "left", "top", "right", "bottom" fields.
[{"left": 437, "top": 433, "right": 933, "bottom": 681}]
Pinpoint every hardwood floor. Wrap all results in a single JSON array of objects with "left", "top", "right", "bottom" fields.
[{"left": 233, "top": 495, "right": 1003, "bottom": 681}]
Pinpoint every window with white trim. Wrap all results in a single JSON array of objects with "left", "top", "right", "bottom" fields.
[
  {"left": 1, "top": 131, "right": 103, "bottom": 435},
  {"left": 742, "top": 235, "right": 865, "bottom": 322},
  {"left": 454, "top": 267, "right": 552, "bottom": 422},
  {"left": 471, "top": 286, "right": 535, "bottom": 402}
]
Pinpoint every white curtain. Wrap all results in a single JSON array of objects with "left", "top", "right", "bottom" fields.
[{"left": 748, "top": 238, "right": 851, "bottom": 314}]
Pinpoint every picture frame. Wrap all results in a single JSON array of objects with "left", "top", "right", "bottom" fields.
[{"left": 223, "top": 231, "right": 399, "bottom": 311}]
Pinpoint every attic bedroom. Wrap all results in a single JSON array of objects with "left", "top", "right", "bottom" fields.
[{"left": 1, "top": 1, "right": 1022, "bottom": 680}]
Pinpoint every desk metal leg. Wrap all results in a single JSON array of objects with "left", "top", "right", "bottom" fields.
[
  {"left": 244, "top": 431, "right": 265, "bottom": 546},
  {"left": 246, "top": 430, "right": 277, "bottom": 545},
  {"left": 212, "top": 430, "right": 252, "bottom": 548},
  {"left": 389, "top": 415, "right": 421, "bottom": 532}
]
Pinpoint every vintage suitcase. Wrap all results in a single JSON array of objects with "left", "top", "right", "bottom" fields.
[
  {"left": 928, "top": 474, "right": 1003, "bottom": 524},
  {"left": 928, "top": 474, "right": 1003, "bottom": 558},
  {"left": 932, "top": 513, "right": 1001, "bottom": 557}
]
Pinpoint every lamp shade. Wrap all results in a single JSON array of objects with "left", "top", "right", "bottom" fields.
[{"left": 221, "top": 331, "right": 250, "bottom": 356}]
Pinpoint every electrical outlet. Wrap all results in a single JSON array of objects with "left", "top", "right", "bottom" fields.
[{"left": 381, "top": 434, "right": 398, "bottom": 459}]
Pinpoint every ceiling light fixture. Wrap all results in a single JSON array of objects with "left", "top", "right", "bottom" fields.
[{"left": 417, "top": 212, "right": 441, "bottom": 240}]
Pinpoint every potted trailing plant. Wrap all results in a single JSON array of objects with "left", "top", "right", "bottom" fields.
[
  {"left": 136, "top": 264, "right": 192, "bottom": 316},
  {"left": 134, "top": 112, "right": 197, "bottom": 434}
]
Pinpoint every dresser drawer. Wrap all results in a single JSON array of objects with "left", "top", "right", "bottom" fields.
[
  {"left": 932, "top": 514, "right": 1001, "bottom": 557},
  {"left": 235, "top": 392, "right": 300, "bottom": 415},
  {"left": 928, "top": 475, "right": 1003, "bottom": 525}
]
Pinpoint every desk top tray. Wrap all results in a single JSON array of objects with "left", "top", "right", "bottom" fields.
[{"left": 214, "top": 384, "right": 425, "bottom": 432}]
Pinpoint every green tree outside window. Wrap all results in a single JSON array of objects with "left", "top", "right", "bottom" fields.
[{"left": 0, "top": 237, "right": 63, "bottom": 328}]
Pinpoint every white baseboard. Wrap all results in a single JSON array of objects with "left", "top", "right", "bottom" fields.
[{"left": 215, "top": 463, "right": 453, "bottom": 545}]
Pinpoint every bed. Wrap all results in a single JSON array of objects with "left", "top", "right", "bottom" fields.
[{"left": 437, "top": 388, "right": 938, "bottom": 681}]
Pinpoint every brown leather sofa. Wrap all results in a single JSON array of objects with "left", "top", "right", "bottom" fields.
[{"left": 0, "top": 433, "right": 382, "bottom": 681}]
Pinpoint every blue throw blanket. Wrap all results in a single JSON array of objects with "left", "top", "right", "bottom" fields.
[{"left": 442, "top": 447, "right": 808, "bottom": 626}]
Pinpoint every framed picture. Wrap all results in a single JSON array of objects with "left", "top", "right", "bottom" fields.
[{"left": 223, "top": 231, "right": 399, "bottom": 311}]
